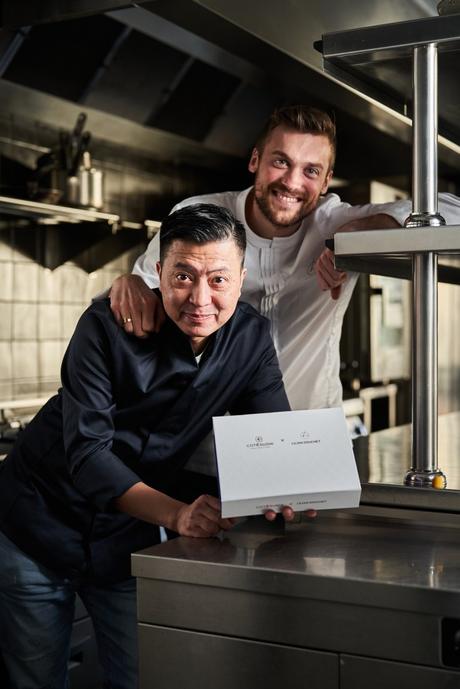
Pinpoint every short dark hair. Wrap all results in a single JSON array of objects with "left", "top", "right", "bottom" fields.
[
  {"left": 159, "top": 203, "right": 246, "bottom": 265},
  {"left": 256, "top": 104, "right": 336, "bottom": 170}
]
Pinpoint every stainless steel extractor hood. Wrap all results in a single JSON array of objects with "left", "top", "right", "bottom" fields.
[{"left": 1, "top": 0, "right": 458, "bottom": 183}]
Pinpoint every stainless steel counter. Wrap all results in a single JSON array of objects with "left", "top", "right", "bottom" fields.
[
  {"left": 132, "top": 414, "right": 460, "bottom": 688},
  {"left": 133, "top": 511, "right": 460, "bottom": 688},
  {"left": 354, "top": 411, "right": 460, "bottom": 511},
  {"left": 355, "top": 412, "right": 460, "bottom": 487},
  {"left": 133, "top": 510, "right": 460, "bottom": 612}
]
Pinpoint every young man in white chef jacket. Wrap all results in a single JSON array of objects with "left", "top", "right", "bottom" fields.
[{"left": 108, "top": 103, "right": 460, "bottom": 474}]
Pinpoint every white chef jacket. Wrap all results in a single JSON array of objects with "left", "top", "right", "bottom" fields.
[{"left": 133, "top": 187, "right": 416, "bottom": 409}]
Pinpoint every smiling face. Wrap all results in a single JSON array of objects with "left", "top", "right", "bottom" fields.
[
  {"left": 247, "top": 125, "right": 333, "bottom": 238},
  {"left": 157, "top": 238, "right": 246, "bottom": 353}
]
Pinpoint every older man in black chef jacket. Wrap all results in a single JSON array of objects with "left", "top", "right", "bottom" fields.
[{"left": 0, "top": 204, "right": 310, "bottom": 689}]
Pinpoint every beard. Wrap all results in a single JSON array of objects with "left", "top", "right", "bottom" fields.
[{"left": 254, "top": 182, "right": 320, "bottom": 229}]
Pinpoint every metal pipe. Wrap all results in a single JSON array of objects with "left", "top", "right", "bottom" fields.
[
  {"left": 411, "top": 253, "right": 438, "bottom": 462},
  {"left": 413, "top": 44, "right": 437, "bottom": 217},
  {"left": 405, "top": 250, "right": 445, "bottom": 486},
  {"left": 406, "top": 44, "right": 444, "bottom": 227},
  {"left": 404, "top": 43, "right": 446, "bottom": 488}
]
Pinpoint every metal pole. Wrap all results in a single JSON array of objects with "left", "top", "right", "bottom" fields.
[
  {"left": 409, "top": 44, "right": 443, "bottom": 223},
  {"left": 404, "top": 43, "right": 446, "bottom": 488}
]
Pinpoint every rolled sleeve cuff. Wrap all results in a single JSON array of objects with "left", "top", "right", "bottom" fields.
[
  {"left": 72, "top": 449, "right": 141, "bottom": 512},
  {"left": 378, "top": 199, "right": 411, "bottom": 226}
]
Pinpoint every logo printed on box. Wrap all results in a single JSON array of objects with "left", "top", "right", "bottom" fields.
[
  {"left": 245, "top": 430, "right": 321, "bottom": 449},
  {"left": 246, "top": 435, "right": 274, "bottom": 449}
]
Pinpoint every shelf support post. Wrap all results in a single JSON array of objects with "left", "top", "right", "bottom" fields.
[{"left": 404, "top": 42, "right": 446, "bottom": 488}]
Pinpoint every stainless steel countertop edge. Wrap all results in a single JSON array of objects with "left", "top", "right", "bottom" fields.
[{"left": 131, "top": 546, "right": 460, "bottom": 617}]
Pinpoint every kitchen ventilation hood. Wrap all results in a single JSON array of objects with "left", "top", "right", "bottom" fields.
[{"left": 1, "top": 0, "right": 458, "bottom": 183}]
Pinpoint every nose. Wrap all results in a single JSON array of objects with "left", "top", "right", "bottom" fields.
[
  {"left": 281, "top": 165, "right": 304, "bottom": 191},
  {"left": 189, "top": 278, "right": 211, "bottom": 306}
]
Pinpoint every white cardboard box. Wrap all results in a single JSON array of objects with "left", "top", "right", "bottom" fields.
[{"left": 213, "top": 407, "right": 361, "bottom": 518}]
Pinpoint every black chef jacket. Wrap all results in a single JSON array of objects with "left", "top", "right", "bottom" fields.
[{"left": 0, "top": 296, "right": 289, "bottom": 582}]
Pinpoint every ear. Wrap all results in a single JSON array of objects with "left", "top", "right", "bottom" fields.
[
  {"left": 156, "top": 261, "right": 162, "bottom": 278},
  {"left": 321, "top": 170, "right": 333, "bottom": 195},
  {"left": 248, "top": 148, "right": 260, "bottom": 174},
  {"left": 239, "top": 268, "right": 247, "bottom": 293}
]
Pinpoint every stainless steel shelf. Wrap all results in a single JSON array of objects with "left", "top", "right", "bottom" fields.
[
  {"left": 144, "top": 219, "right": 161, "bottom": 238},
  {"left": 0, "top": 194, "right": 161, "bottom": 235},
  {"left": 334, "top": 225, "right": 460, "bottom": 257},
  {"left": 320, "top": 14, "right": 460, "bottom": 60},
  {"left": 121, "top": 220, "right": 160, "bottom": 237},
  {"left": 0, "top": 194, "right": 120, "bottom": 227},
  {"left": 334, "top": 255, "right": 460, "bottom": 284},
  {"left": 0, "top": 195, "right": 161, "bottom": 270},
  {"left": 317, "top": 13, "right": 460, "bottom": 146}
]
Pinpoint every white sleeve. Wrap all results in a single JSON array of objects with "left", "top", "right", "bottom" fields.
[
  {"left": 131, "top": 199, "right": 190, "bottom": 288},
  {"left": 368, "top": 192, "right": 460, "bottom": 226},
  {"left": 353, "top": 198, "right": 412, "bottom": 226},
  {"left": 438, "top": 193, "right": 460, "bottom": 224},
  {"left": 321, "top": 198, "right": 412, "bottom": 240},
  {"left": 132, "top": 231, "right": 160, "bottom": 289},
  {"left": 323, "top": 193, "right": 460, "bottom": 240}
]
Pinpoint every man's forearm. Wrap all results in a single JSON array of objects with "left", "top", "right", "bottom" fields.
[
  {"left": 315, "top": 214, "right": 402, "bottom": 299},
  {"left": 115, "top": 481, "right": 183, "bottom": 531},
  {"left": 336, "top": 213, "right": 401, "bottom": 234}
]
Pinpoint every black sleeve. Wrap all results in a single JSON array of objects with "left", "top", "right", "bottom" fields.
[
  {"left": 61, "top": 306, "right": 141, "bottom": 511},
  {"left": 229, "top": 321, "right": 290, "bottom": 415}
]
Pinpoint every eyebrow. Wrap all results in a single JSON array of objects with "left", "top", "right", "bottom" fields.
[
  {"left": 174, "top": 261, "right": 230, "bottom": 273},
  {"left": 270, "top": 150, "right": 325, "bottom": 170}
]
